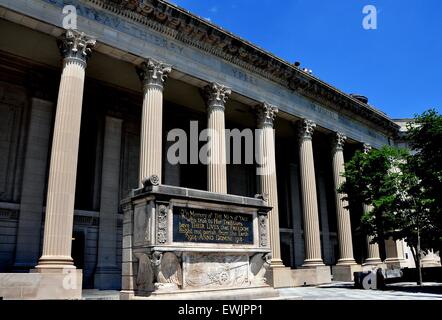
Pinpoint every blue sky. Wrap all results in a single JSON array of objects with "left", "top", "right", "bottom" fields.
[{"left": 169, "top": 0, "right": 441, "bottom": 119}]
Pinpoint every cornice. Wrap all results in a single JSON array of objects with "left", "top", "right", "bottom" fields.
[{"left": 85, "top": 0, "right": 399, "bottom": 135}]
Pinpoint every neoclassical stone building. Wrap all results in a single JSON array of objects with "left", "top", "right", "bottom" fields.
[{"left": 0, "top": 0, "right": 419, "bottom": 297}]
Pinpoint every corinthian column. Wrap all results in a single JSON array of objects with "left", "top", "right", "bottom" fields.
[
  {"left": 136, "top": 58, "right": 172, "bottom": 186},
  {"left": 331, "top": 132, "right": 356, "bottom": 265},
  {"left": 256, "top": 103, "right": 283, "bottom": 267},
  {"left": 202, "top": 82, "right": 231, "bottom": 194},
  {"left": 298, "top": 120, "right": 324, "bottom": 267},
  {"left": 361, "top": 143, "right": 382, "bottom": 266},
  {"left": 36, "top": 30, "right": 95, "bottom": 270}
]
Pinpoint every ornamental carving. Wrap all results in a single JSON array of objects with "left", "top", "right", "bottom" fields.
[
  {"left": 298, "top": 119, "right": 316, "bottom": 140},
  {"left": 258, "top": 214, "right": 268, "bottom": 247},
  {"left": 202, "top": 82, "right": 231, "bottom": 112},
  {"left": 249, "top": 253, "right": 271, "bottom": 285},
  {"left": 363, "top": 143, "right": 372, "bottom": 154},
  {"left": 256, "top": 102, "right": 278, "bottom": 128},
  {"left": 333, "top": 132, "right": 347, "bottom": 151},
  {"left": 57, "top": 30, "right": 96, "bottom": 66},
  {"left": 152, "top": 252, "right": 182, "bottom": 291},
  {"left": 136, "top": 58, "right": 172, "bottom": 90},
  {"left": 157, "top": 205, "right": 168, "bottom": 244}
]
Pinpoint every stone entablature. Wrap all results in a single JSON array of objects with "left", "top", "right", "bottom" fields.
[
  {"left": 85, "top": 0, "right": 398, "bottom": 134},
  {"left": 120, "top": 184, "right": 274, "bottom": 299},
  {"left": 1, "top": 0, "right": 395, "bottom": 148}
]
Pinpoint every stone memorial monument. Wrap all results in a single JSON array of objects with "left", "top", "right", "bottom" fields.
[{"left": 120, "top": 176, "right": 279, "bottom": 300}]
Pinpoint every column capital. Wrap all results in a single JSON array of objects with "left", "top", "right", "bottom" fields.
[
  {"left": 333, "top": 132, "right": 347, "bottom": 151},
  {"left": 202, "top": 82, "right": 231, "bottom": 112},
  {"left": 136, "top": 58, "right": 172, "bottom": 91},
  {"left": 298, "top": 119, "right": 316, "bottom": 140},
  {"left": 363, "top": 143, "right": 372, "bottom": 154},
  {"left": 57, "top": 30, "right": 96, "bottom": 67},
  {"left": 256, "top": 102, "right": 278, "bottom": 128}
]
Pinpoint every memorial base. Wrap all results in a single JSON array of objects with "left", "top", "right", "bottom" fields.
[
  {"left": 120, "top": 184, "right": 275, "bottom": 300},
  {"left": 122, "top": 285, "right": 280, "bottom": 300}
]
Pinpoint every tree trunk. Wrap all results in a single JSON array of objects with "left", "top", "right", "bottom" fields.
[{"left": 416, "top": 234, "right": 423, "bottom": 286}]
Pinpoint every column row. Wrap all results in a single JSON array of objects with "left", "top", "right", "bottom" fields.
[{"left": 36, "top": 30, "right": 379, "bottom": 275}]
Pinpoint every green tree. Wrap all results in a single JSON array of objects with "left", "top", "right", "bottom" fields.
[
  {"left": 339, "top": 146, "right": 431, "bottom": 285},
  {"left": 406, "top": 109, "right": 442, "bottom": 254}
]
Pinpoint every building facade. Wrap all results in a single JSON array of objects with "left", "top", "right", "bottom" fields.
[{"left": 0, "top": 0, "right": 421, "bottom": 295}]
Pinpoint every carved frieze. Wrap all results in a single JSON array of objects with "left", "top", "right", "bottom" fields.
[{"left": 183, "top": 253, "right": 249, "bottom": 289}]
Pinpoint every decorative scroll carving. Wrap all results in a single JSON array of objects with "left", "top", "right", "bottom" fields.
[
  {"left": 57, "top": 30, "right": 96, "bottom": 66},
  {"left": 136, "top": 58, "right": 172, "bottom": 90},
  {"left": 249, "top": 253, "right": 271, "bottom": 285},
  {"left": 298, "top": 119, "right": 316, "bottom": 140},
  {"left": 202, "top": 82, "right": 231, "bottom": 112},
  {"left": 157, "top": 205, "right": 168, "bottom": 244},
  {"left": 142, "top": 174, "right": 160, "bottom": 187},
  {"left": 256, "top": 102, "right": 278, "bottom": 128},
  {"left": 333, "top": 132, "right": 347, "bottom": 151}
]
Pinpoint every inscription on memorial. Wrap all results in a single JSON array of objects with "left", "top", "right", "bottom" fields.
[{"left": 173, "top": 206, "right": 253, "bottom": 244}]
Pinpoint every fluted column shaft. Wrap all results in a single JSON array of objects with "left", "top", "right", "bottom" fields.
[
  {"left": 363, "top": 204, "right": 382, "bottom": 264},
  {"left": 361, "top": 144, "right": 382, "bottom": 265},
  {"left": 332, "top": 133, "right": 356, "bottom": 265},
  {"left": 203, "top": 83, "right": 231, "bottom": 194},
  {"left": 256, "top": 103, "right": 283, "bottom": 267},
  {"left": 298, "top": 120, "right": 324, "bottom": 267},
  {"left": 37, "top": 31, "right": 95, "bottom": 269},
  {"left": 137, "top": 58, "right": 172, "bottom": 186}
]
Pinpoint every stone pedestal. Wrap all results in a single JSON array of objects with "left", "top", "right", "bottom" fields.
[
  {"left": 0, "top": 270, "right": 82, "bottom": 300},
  {"left": 332, "top": 264, "right": 362, "bottom": 282},
  {"left": 291, "top": 266, "right": 332, "bottom": 286},
  {"left": 120, "top": 184, "right": 280, "bottom": 300}
]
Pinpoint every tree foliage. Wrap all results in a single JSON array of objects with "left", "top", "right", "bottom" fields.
[{"left": 339, "top": 109, "right": 442, "bottom": 280}]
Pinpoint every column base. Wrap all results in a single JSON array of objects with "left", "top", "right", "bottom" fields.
[
  {"left": 94, "top": 265, "right": 121, "bottom": 290},
  {"left": 332, "top": 264, "right": 362, "bottom": 282},
  {"left": 362, "top": 258, "right": 383, "bottom": 266},
  {"left": 35, "top": 255, "right": 75, "bottom": 270},
  {"left": 336, "top": 258, "right": 357, "bottom": 266},
  {"left": 302, "top": 259, "right": 325, "bottom": 268}
]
